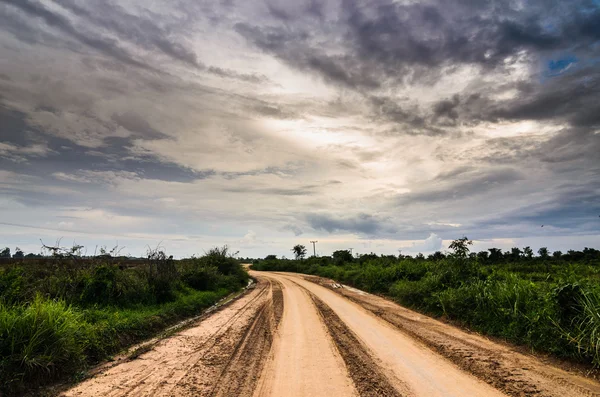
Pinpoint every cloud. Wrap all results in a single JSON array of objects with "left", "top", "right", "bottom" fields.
[
  {"left": 307, "top": 213, "right": 396, "bottom": 236},
  {"left": 0, "top": 0, "right": 598, "bottom": 257},
  {"left": 1, "top": 0, "right": 155, "bottom": 71},
  {"left": 283, "top": 224, "right": 304, "bottom": 236},
  {"left": 407, "top": 233, "right": 443, "bottom": 253},
  {"left": 396, "top": 168, "right": 525, "bottom": 204}
]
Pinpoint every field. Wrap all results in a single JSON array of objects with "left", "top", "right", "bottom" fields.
[
  {"left": 4, "top": 240, "right": 600, "bottom": 396},
  {"left": 0, "top": 246, "right": 248, "bottom": 395},
  {"left": 252, "top": 244, "right": 600, "bottom": 367}
]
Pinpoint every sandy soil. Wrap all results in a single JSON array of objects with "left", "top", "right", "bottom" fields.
[
  {"left": 62, "top": 278, "right": 279, "bottom": 397},
  {"left": 61, "top": 271, "right": 600, "bottom": 397}
]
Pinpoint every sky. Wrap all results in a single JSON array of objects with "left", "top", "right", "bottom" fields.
[{"left": 0, "top": 0, "right": 599, "bottom": 258}]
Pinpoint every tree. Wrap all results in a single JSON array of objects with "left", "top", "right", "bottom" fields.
[
  {"left": 477, "top": 250, "right": 489, "bottom": 262},
  {"left": 538, "top": 247, "right": 549, "bottom": 258},
  {"left": 488, "top": 248, "right": 503, "bottom": 262},
  {"left": 12, "top": 247, "right": 24, "bottom": 259},
  {"left": 553, "top": 250, "right": 563, "bottom": 259},
  {"left": 449, "top": 237, "right": 473, "bottom": 258},
  {"left": 523, "top": 246, "right": 534, "bottom": 258},
  {"left": 292, "top": 244, "right": 307, "bottom": 260},
  {"left": 0, "top": 247, "right": 10, "bottom": 258},
  {"left": 332, "top": 250, "right": 353, "bottom": 264},
  {"left": 428, "top": 251, "right": 446, "bottom": 261},
  {"left": 264, "top": 254, "right": 277, "bottom": 260},
  {"left": 510, "top": 247, "right": 523, "bottom": 260}
]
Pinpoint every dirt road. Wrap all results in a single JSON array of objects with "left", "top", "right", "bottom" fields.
[{"left": 63, "top": 271, "right": 600, "bottom": 397}]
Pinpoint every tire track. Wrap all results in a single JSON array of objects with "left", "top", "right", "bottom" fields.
[
  {"left": 119, "top": 280, "right": 271, "bottom": 397},
  {"left": 253, "top": 274, "right": 358, "bottom": 396},
  {"left": 210, "top": 280, "right": 283, "bottom": 397},
  {"left": 309, "top": 292, "right": 408, "bottom": 397}
]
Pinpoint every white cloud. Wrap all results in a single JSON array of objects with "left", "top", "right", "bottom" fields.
[{"left": 407, "top": 233, "right": 444, "bottom": 254}]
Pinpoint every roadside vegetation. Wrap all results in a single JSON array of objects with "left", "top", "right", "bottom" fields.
[
  {"left": 0, "top": 244, "right": 248, "bottom": 395},
  {"left": 252, "top": 240, "right": 600, "bottom": 367}
]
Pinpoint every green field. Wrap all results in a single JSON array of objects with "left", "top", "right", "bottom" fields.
[
  {"left": 0, "top": 247, "right": 248, "bottom": 395},
  {"left": 252, "top": 242, "right": 600, "bottom": 367}
]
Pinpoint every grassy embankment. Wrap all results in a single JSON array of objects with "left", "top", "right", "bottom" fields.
[
  {"left": 0, "top": 247, "right": 248, "bottom": 395},
  {"left": 252, "top": 247, "right": 600, "bottom": 366}
]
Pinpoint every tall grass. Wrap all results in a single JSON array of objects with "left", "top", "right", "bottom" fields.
[
  {"left": 0, "top": 246, "right": 248, "bottom": 395},
  {"left": 0, "top": 296, "right": 86, "bottom": 393},
  {"left": 566, "top": 290, "right": 600, "bottom": 365}
]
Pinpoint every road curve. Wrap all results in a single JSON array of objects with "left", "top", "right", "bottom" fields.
[{"left": 62, "top": 270, "right": 600, "bottom": 397}]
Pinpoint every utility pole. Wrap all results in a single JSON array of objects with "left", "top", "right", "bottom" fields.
[{"left": 310, "top": 241, "right": 318, "bottom": 257}]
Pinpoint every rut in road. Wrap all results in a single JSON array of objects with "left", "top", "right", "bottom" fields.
[{"left": 310, "top": 293, "right": 405, "bottom": 397}]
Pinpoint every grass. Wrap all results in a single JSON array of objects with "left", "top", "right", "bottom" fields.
[
  {"left": 0, "top": 246, "right": 248, "bottom": 396},
  {"left": 252, "top": 247, "right": 600, "bottom": 366}
]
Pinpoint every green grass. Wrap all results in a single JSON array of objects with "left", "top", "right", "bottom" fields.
[
  {"left": 252, "top": 251, "right": 600, "bottom": 366},
  {"left": 0, "top": 246, "right": 248, "bottom": 395}
]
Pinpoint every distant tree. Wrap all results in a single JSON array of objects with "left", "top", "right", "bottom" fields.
[
  {"left": 538, "top": 247, "right": 549, "bottom": 258},
  {"left": 449, "top": 237, "right": 473, "bottom": 258},
  {"left": 264, "top": 254, "right": 277, "bottom": 260},
  {"left": 566, "top": 250, "right": 584, "bottom": 261},
  {"left": 0, "top": 247, "right": 10, "bottom": 258},
  {"left": 332, "top": 250, "right": 353, "bottom": 263},
  {"left": 292, "top": 244, "right": 307, "bottom": 260},
  {"left": 428, "top": 251, "right": 446, "bottom": 261},
  {"left": 12, "top": 247, "right": 24, "bottom": 259},
  {"left": 583, "top": 248, "right": 600, "bottom": 260},
  {"left": 523, "top": 246, "right": 534, "bottom": 258},
  {"left": 415, "top": 253, "right": 425, "bottom": 260},
  {"left": 477, "top": 250, "right": 489, "bottom": 262},
  {"left": 510, "top": 247, "right": 523, "bottom": 260},
  {"left": 358, "top": 253, "right": 379, "bottom": 264},
  {"left": 553, "top": 250, "right": 563, "bottom": 259},
  {"left": 488, "top": 248, "right": 503, "bottom": 262}
]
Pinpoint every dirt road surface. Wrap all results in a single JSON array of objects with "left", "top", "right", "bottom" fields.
[{"left": 63, "top": 271, "right": 600, "bottom": 397}]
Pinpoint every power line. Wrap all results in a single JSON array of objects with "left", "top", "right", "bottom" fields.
[{"left": 310, "top": 240, "right": 318, "bottom": 257}]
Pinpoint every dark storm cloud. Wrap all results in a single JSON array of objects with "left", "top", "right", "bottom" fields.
[
  {"left": 0, "top": 0, "right": 155, "bottom": 71},
  {"left": 51, "top": 0, "right": 201, "bottom": 68},
  {"left": 111, "top": 112, "right": 167, "bottom": 140},
  {"left": 537, "top": 128, "right": 600, "bottom": 166},
  {"left": 483, "top": 180, "right": 600, "bottom": 234},
  {"left": 234, "top": 23, "right": 381, "bottom": 90},
  {"left": 491, "top": 66, "right": 600, "bottom": 127},
  {"left": 397, "top": 168, "right": 525, "bottom": 204},
  {"left": 223, "top": 186, "right": 315, "bottom": 196},
  {"left": 306, "top": 213, "right": 396, "bottom": 235},
  {"left": 237, "top": 0, "right": 600, "bottom": 92},
  {"left": 206, "top": 66, "right": 270, "bottom": 84},
  {"left": 0, "top": 107, "right": 208, "bottom": 183},
  {"left": 520, "top": 187, "right": 600, "bottom": 231},
  {"left": 368, "top": 95, "right": 431, "bottom": 132}
]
